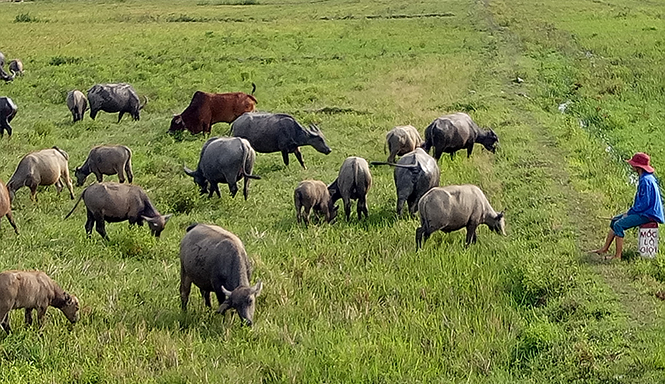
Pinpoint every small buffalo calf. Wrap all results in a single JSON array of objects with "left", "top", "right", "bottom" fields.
[
  {"left": 0, "top": 270, "right": 79, "bottom": 333},
  {"left": 294, "top": 180, "right": 338, "bottom": 226}
]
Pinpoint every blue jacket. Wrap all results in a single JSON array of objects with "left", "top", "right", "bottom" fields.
[{"left": 628, "top": 172, "right": 665, "bottom": 223}]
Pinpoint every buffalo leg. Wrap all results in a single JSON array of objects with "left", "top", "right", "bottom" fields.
[
  {"left": 63, "top": 174, "right": 75, "bottom": 200},
  {"left": 24, "top": 308, "right": 33, "bottom": 326},
  {"left": 466, "top": 145, "right": 474, "bottom": 158},
  {"left": 281, "top": 151, "right": 290, "bottom": 166},
  {"left": 465, "top": 224, "right": 478, "bottom": 245},
  {"left": 125, "top": 161, "right": 133, "bottom": 183},
  {"left": 211, "top": 276, "right": 227, "bottom": 306},
  {"left": 117, "top": 112, "right": 125, "bottom": 123},
  {"left": 6, "top": 212, "right": 18, "bottom": 234},
  {"left": 212, "top": 183, "right": 221, "bottom": 198},
  {"left": 294, "top": 147, "right": 307, "bottom": 169},
  {"left": 85, "top": 210, "right": 95, "bottom": 236},
  {"left": 229, "top": 182, "right": 238, "bottom": 198},
  {"left": 29, "top": 184, "right": 38, "bottom": 202},
  {"left": 358, "top": 197, "right": 368, "bottom": 220},
  {"left": 449, "top": 152, "right": 455, "bottom": 161},
  {"left": 0, "top": 312, "right": 11, "bottom": 333},
  {"left": 416, "top": 226, "right": 425, "bottom": 250},
  {"left": 303, "top": 206, "right": 311, "bottom": 227},
  {"left": 36, "top": 306, "right": 47, "bottom": 328},
  {"left": 243, "top": 178, "right": 250, "bottom": 201},
  {"left": 343, "top": 197, "right": 351, "bottom": 221},
  {"left": 116, "top": 168, "right": 125, "bottom": 183},
  {"left": 55, "top": 180, "right": 63, "bottom": 194},
  {"left": 94, "top": 216, "right": 109, "bottom": 240},
  {"left": 90, "top": 109, "right": 98, "bottom": 120},
  {"left": 94, "top": 171, "right": 104, "bottom": 183},
  {"left": 200, "top": 288, "right": 212, "bottom": 308},
  {"left": 179, "top": 269, "right": 192, "bottom": 311}
]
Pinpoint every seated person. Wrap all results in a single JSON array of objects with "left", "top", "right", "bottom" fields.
[{"left": 591, "top": 152, "right": 664, "bottom": 259}]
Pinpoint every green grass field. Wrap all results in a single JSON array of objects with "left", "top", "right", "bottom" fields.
[{"left": 0, "top": 0, "right": 664, "bottom": 382}]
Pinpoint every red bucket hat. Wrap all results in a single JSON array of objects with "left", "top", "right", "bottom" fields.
[{"left": 626, "top": 152, "right": 654, "bottom": 173}]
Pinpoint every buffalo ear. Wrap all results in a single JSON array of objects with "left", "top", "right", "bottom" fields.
[
  {"left": 217, "top": 302, "right": 230, "bottom": 315},
  {"left": 163, "top": 214, "right": 173, "bottom": 222},
  {"left": 252, "top": 280, "right": 263, "bottom": 297}
]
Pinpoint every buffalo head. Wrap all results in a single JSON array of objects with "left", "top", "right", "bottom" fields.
[{"left": 218, "top": 280, "right": 263, "bottom": 327}]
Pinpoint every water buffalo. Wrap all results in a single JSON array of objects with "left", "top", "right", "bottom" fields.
[
  {"left": 385, "top": 125, "right": 422, "bottom": 163},
  {"left": 87, "top": 83, "right": 147, "bottom": 122},
  {"left": 66, "top": 90, "right": 88, "bottom": 123},
  {"left": 64, "top": 182, "right": 171, "bottom": 240},
  {"left": 294, "top": 180, "right": 338, "bottom": 226},
  {"left": 75, "top": 145, "right": 133, "bottom": 186},
  {"left": 372, "top": 148, "right": 440, "bottom": 216},
  {"left": 180, "top": 223, "right": 263, "bottom": 327},
  {"left": 8, "top": 59, "right": 23, "bottom": 76},
  {"left": 328, "top": 157, "right": 372, "bottom": 221},
  {"left": 231, "top": 112, "right": 332, "bottom": 169},
  {"left": 0, "top": 97, "right": 17, "bottom": 137},
  {"left": 0, "top": 270, "right": 79, "bottom": 333},
  {"left": 184, "top": 137, "right": 260, "bottom": 200},
  {"left": 0, "top": 52, "right": 11, "bottom": 82},
  {"left": 416, "top": 185, "right": 506, "bottom": 249},
  {"left": 0, "top": 179, "right": 18, "bottom": 235},
  {"left": 169, "top": 84, "right": 257, "bottom": 135},
  {"left": 422, "top": 112, "right": 498, "bottom": 161},
  {"left": 7, "top": 147, "right": 75, "bottom": 202}
]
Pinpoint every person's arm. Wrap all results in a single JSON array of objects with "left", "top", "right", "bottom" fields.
[{"left": 628, "top": 179, "right": 653, "bottom": 215}]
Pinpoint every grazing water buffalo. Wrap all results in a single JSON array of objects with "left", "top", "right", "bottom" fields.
[
  {"left": 180, "top": 223, "right": 263, "bottom": 327},
  {"left": 184, "top": 137, "right": 260, "bottom": 200},
  {"left": 294, "top": 180, "right": 338, "bottom": 226},
  {"left": 0, "top": 179, "right": 18, "bottom": 235},
  {"left": 372, "top": 148, "right": 440, "bottom": 216},
  {"left": 7, "top": 147, "right": 75, "bottom": 202},
  {"left": 385, "top": 125, "right": 422, "bottom": 163},
  {"left": 169, "top": 84, "right": 257, "bottom": 135},
  {"left": 8, "top": 59, "right": 23, "bottom": 77},
  {"left": 64, "top": 182, "right": 171, "bottom": 240},
  {"left": 328, "top": 157, "right": 372, "bottom": 221},
  {"left": 416, "top": 185, "right": 506, "bottom": 249},
  {"left": 422, "top": 112, "right": 498, "bottom": 161},
  {"left": 87, "top": 83, "right": 147, "bottom": 122},
  {"left": 0, "top": 97, "right": 17, "bottom": 137},
  {"left": 0, "top": 270, "right": 79, "bottom": 333},
  {"left": 0, "top": 52, "right": 11, "bottom": 82},
  {"left": 66, "top": 90, "right": 88, "bottom": 123},
  {"left": 232, "top": 112, "right": 332, "bottom": 169},
  {"left": 75, "top": 145, "right": 133, "bottom": 186}
]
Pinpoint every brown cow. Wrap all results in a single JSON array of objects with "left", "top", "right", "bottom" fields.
[
  {"left": 169, "top": 84, "right": 257, "bottom": 135},
  {"left": 0, "top": 179, "right": 17, "bottom": 234}
]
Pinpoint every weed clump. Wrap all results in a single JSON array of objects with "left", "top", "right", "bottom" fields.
[
  {"left": 14, "top": 13, "right": 42, "bottom": 23},
  {"left": 49, "top": 56, "right": 81, "bottom": 66}
]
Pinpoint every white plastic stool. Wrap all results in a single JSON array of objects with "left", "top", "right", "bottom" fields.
[{"left": 638, "top": 222, "right": 659, "bottom": 258}]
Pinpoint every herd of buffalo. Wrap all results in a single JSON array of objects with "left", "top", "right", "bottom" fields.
[{"left": 0, "top": 50, "right": 505, "bottom": 331}]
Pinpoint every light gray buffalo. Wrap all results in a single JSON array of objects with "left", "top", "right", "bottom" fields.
[
  {"left": 66, "top": 90, "right": 88, "bottom": 122},
  {"left": 416, "top": 185, "right": 506, "bottom": 249},
  {"left": 294, "top": 180, "right": 338, "bottom": 226},
  {"left": 64, "top": 182, "right": 171, "bottom": 240},
  {"left": 8, "top": 59, "right": 23, "bottom": 77},
  {"left": 87, "top": 83, "right": 147, "bottom": 122},
  {"left": 0, "top": 270, "right": 79, "bottom": 333},
  {"left": 179, "top": 223, "right": 263, "bottom": 327},
  {"left": 0, "top": 96, "right": 17, "bottom": 137},
  {"left": 385, "top": 125, "right": 422, "bottom": 163},
  {"left": 422, "top": 112, "right": 498, "bottom": 161},
  {"left": 7, "top": 147, "right": 75, "bottom": 202},
  {"left": 372, "top": 148, "right": 440, "bottom": 216},
  {"left": 0, "top": 178, "right": 18, "bottom": 235},
  {"left": 328, "top": 156, "right": 372, "bottom": 221},
  {"left": 184, "top": 137, "right": 260, "bottom": 200},
  {"left": 231, "top": 112, "right": 331, "bottom": 169},
  {"left": 75, "top": 145, "right": 133, "bottom": 186}
]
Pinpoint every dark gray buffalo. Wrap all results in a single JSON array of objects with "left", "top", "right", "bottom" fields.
[
  {"left": 64, "top": 182, "right": 171, "bottom": 240},
  {"left": 87, "top": 83, "right": 147, "bottom": 122},
  {"left": 0, "top": 97, "right": 17, "bottom": 137},
  {"left": 328, "top": 157, "right": 372, "bottom": 221},
  {"left": 416, "top": 185, "right": 506, "bottom": 249},
  {"left": 75, "top": 145, "right": 133, "bottom": 186},
  {"left": 66, "top": 90, "right": 88, "bottom": 123},
  {"left": 179, "top": 223, "right": 263, "bottom": 327},
  {"left": 423, "top": 112, "right": 498, "bottom": 161},
  {"left": 372, "top": 148, "right": 440, "bottom": 216},
  {"left": 8, "top": 60, "right": 23, "bottom": 77},
  {"left": 184, "top": 137, "right": 260, "bottom": 200},
  {"left": 231, "top": 112, "right": 331, "bottom": 169}
]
